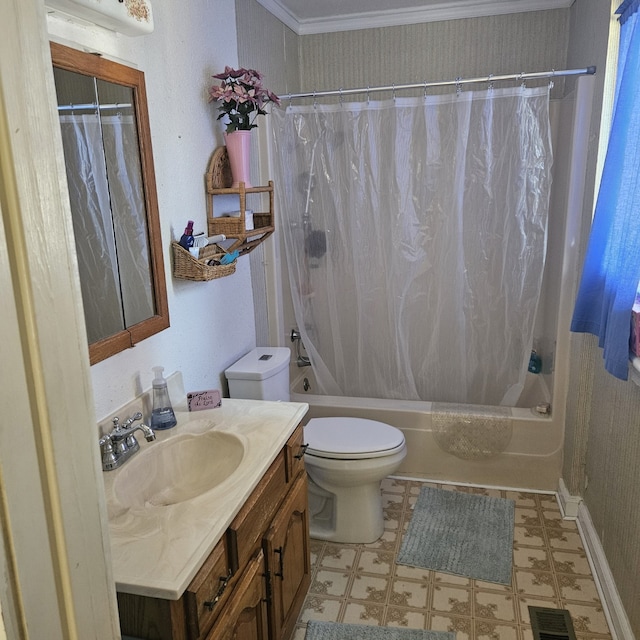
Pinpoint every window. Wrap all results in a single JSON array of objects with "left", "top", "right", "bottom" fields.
[{"left": 570, "top": 0, "right": 640, "bottom": 380}]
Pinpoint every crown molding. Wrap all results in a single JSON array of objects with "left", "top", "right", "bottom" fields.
[
  {"left": 256, "top": 0, "right": 301, "bottom": 33},
  {"left": 256, "top": 0, "right": 574, "bottom": 35}
]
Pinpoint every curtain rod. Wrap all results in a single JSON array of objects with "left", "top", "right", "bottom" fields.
[
  {"left": 284, "top": 66, "right": 596, "bottom": 102},
  {"left": 57, "top": 103, "right": 132, "bottom": 112}
]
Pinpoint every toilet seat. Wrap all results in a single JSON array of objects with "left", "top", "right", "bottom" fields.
[{"left": 305, "top": 417, "right": 405, "bottom": 460}]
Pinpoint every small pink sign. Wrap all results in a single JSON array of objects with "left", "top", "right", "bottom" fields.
[{"left": 187, "top": 389, "right": 222, "bottom": 411}]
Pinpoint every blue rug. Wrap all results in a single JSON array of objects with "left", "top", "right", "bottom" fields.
[
  {"left": 397, "top": 486, "right": 514, "bottom": 585},
  {"left": 305, "top": 621, "right": 455, "bottom": 639}
]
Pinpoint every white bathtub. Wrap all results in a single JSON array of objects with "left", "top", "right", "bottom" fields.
[{"left": 291, "top": 371, "right": 561, "bottom": 491}]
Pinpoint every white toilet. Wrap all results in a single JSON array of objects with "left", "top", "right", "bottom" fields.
[{"left": 225, "top": 347, "right": 407, "bottom": 544}]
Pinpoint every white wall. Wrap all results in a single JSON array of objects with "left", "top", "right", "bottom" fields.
[{"left": 49, "top": 1, "right": 258, "bottom": 421}]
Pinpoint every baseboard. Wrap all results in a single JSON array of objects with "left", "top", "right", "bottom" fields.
[
  {"left": 576, "top": 501, "right": 635, "bottom": 640},
  {"left": 557, "top": 478, "right": 581, "bottom": 518}
]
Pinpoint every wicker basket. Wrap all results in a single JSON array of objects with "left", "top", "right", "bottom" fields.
[
  {"left": 207, "top": 216, "right": 245, "bottom": 237},
  {"left": 206, "top": 146, "right": 233, "bottom": 191},
  {"left": 171, "top": 241, "right": 236, "bottom": 281}
]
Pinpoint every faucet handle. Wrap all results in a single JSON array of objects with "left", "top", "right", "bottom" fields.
[
  {"left": 99, "top": 434, "right": 118, "bottom": 470},
  {"left": 99, "top": 433, "right": 112, "bottom": 447},
  {"left": 122, "top": 412, "right": 143, "bottom": 429}
]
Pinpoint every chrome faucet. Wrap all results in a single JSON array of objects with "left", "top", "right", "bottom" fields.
[
  {"left": 99, "top": 412, "right": 156, "bottom": 471},
  {"left": 290, "top": 329, "right": 311, "bottom": 367}
]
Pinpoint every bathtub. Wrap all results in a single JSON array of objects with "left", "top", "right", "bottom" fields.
[{"left": 291, "top": 370, "right": 561, "bottom": 491}]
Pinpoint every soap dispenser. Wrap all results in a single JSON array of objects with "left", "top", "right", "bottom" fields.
[{"left": 150, "top": 366, "right": 177, "bottom": 430}]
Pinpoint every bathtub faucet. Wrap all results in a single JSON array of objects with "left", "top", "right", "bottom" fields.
[{"left": 291, "top": 329, "right": 311, "bottom": 367}]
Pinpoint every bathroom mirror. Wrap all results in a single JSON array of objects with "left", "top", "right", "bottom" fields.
[{"left": 51, "top": 42, "right": 169, "bottom": 365}]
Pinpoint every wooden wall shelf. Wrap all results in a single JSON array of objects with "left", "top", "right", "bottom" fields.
[{"left": 205, "top": 147, "right": 275, "bottom": 258}]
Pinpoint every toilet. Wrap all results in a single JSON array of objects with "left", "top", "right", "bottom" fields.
[{"left": 225, "top": 347, "right": 407, "bottom": 544}]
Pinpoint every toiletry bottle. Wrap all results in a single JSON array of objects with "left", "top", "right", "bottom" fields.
[
  {"left": 528, "top": 350, "right": 542, "bottom": 374},
  {"left": 150, "top": 366, "right": 177, "bottom": 430},
  {"left": 179, "top": 220, "right": 194, "bottom": 250}
]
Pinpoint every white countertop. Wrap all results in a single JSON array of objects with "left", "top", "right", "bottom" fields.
[{"left": 102, "top": 398, "right": 308, "bottom": 600}]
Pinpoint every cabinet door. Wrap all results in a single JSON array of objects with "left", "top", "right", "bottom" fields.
[
  {"left": 205, "top": 549, "right": 269, "bottom": 640},
  {"left": 263, "top": 473, "right": 311, "bottom": 640}
]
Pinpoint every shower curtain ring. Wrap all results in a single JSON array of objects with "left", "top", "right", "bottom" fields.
[
  {"left": 487, "top": 74, "right": 494, "bottom": 91},
  {"left": 339, "top": 87, "right": 343, "bottom": 105},
  {"left": 548, "top": 68, "right": 555, "bottom": 91},
  {"left": 287, "top": 92, "right": 292, "bottom": 108},
  {"left": 519, "top": 72, "right": 526, "bottom": 90},
  {"left": 423, "top": 80, "right": 428, "bottom": 99},
  {"left": 313, "top": 90, "right": 317, "bottom": 109},
  {"left": 455, "top": 77, "right": 462, "bottom": 97},
  {"left": 367, "top": 85, "right": 370, "bottom": 103},
  {"left": 392, "top": 83, "right": 396, "bottom": 101}
]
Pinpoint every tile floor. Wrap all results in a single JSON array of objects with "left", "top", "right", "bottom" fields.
[{"left": 292, "top": 477, "right": 613, "bottom": 640}]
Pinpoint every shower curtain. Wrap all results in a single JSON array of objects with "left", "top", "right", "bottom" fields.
[{"left": 270, "top": 86, "right": 552, "bottom": 406}]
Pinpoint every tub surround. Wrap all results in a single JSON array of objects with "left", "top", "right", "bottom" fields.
[
  {"left": 102, "top": 398, "right": 308, "bottom": 600},
  {"left": 291, "top": 371, "right": 561, "bottom": 490}
]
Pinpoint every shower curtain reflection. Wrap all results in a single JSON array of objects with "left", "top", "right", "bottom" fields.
[
  {"left": 270, "top": 86, "right": 552, "bottom": 406},
  {"left": 59, "top": 113, "right": 154, "bottom": 344}
]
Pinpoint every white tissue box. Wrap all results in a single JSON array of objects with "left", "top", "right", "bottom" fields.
[{"left": 223, "top": 210, "right": 254, "bottom": 231}]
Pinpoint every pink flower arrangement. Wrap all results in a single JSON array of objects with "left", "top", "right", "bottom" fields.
[{"left": 209, "top": 66, "right": 280, "bottom": 134}]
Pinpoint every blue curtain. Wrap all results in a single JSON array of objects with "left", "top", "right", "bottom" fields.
[{"left": 570, "top": 0, "right": 640, "bottom": 380}]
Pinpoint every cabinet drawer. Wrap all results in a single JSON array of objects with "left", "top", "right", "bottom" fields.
[
  {"left": 184, "top": 536, "right": 232, "bottom": 640},
  {"left": 204, "top": 548, "right": 268, "bottom": 640},
  {"left": 227, "top": 450, "right": 287, "bottom": 573},
  {"left": 285, "top": 423, "right": 307, "bottom": 483}
]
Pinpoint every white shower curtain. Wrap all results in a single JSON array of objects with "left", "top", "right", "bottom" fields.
[{"left": 270, "top": 86, "right": 552, "bottom": 406}]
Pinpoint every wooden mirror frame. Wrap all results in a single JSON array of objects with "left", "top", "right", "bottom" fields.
[{"left": 51, "top": 42, "right": 169, "bottom": 365}]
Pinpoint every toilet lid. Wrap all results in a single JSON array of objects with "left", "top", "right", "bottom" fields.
[{"left": 304, "top": 417, "right": 405, "bottom": 460}]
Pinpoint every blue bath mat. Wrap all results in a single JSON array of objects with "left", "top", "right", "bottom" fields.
[
  {"left": 305, "top": 621, "right": 455, "bottom": 640},
  {"left": 397, "top": 486, "right": 514, "bottom": 585}
]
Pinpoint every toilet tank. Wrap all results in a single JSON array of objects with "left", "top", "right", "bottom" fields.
[{"left": 225, "top": 347, "right": 291, "bottom": 401}]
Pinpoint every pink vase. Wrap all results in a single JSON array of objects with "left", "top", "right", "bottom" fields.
[{"left": 224, "top": 130, "right": 252, "bottom": 188}]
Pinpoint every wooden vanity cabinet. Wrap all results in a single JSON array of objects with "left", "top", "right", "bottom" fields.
[
  {"left": 117, "top": 423, "right": 310, "bottom": 640},
  {"left": 207, "top": 426, "right": 310, "bottom": 640}
]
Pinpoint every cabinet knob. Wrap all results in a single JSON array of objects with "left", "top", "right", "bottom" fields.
[
  {"left": 203, "top": 569, "right": 233, "bottom": 611},
  {"left": 294, "top": 444, "right": 309, "bottom": 460}
]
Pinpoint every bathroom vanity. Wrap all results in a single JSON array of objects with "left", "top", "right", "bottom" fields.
[{"left": 103, "top": 399, "right": 310, "bottom": 640}]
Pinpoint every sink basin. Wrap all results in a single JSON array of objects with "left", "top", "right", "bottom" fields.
[{"left": 113, "top": 431, "right": 244, "bottom": 509}]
